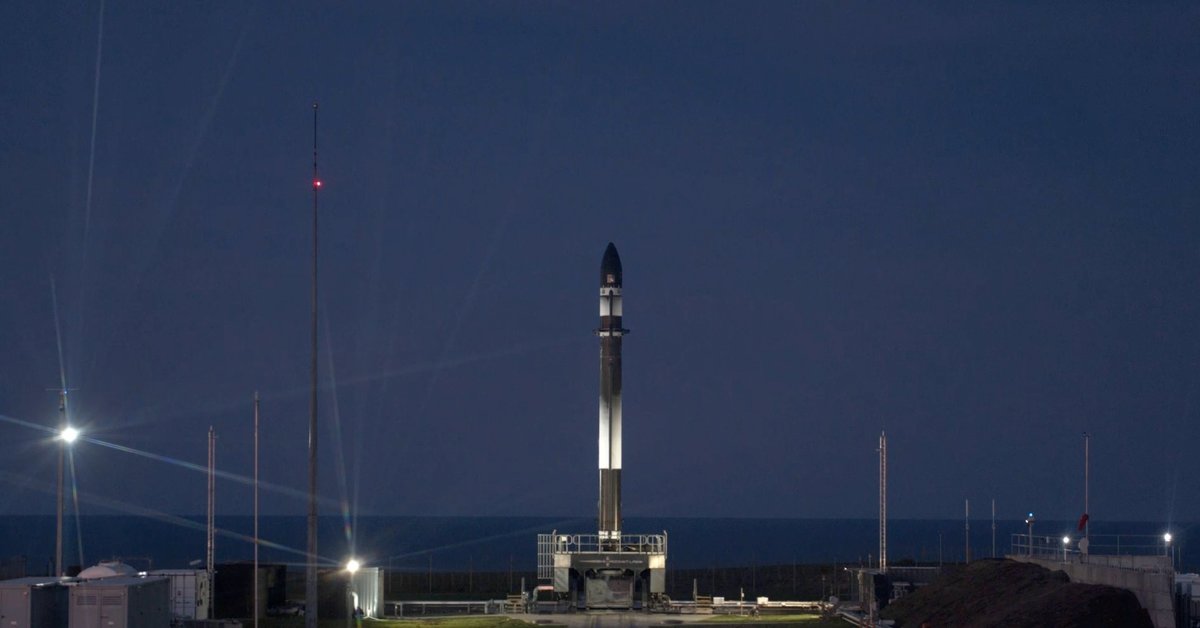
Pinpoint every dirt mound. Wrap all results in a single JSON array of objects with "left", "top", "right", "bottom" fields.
[{"left": 880, "top": 558, "right": 1152, "bottom": 628}]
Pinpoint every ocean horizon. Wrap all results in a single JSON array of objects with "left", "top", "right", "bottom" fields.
[{"left": 1, "top": 515, "right": 1193, "bottom": 575}]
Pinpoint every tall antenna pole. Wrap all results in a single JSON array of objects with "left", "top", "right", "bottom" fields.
[
  {"left": 305, "top": 101, "right": 321, "bottom": 628},
  {"left": 254, "top": 392, "right": 260, "bottom": 628},
  {"left": 991, "top": 498, "right": 996, "bottom": 558},
  {"left": 207, "top": 426, "right": 215, "bottom": 605},
  {"left": 964, "top": 499, "right": 970, "bottom": 564},
  {"left": 1084, "top": 432, "right": 1089, "bottom": 544},
  {"left": 879, "top": 431, "right": 887, "bottom": 572}
]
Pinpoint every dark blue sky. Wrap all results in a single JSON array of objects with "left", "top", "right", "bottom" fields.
[{"left": 1, "top": 2, "right": 1198, "bottom": 525}]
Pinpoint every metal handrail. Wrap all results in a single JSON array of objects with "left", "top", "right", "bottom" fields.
[
  {"left": 537, "top": 530, "right": 668, "bottom": 582},
  {"left": 1010, "top": 533, "right": 1172, "bottom": 559},
  {"left": 547, "top": 532, "right": 667, "bottom": 554}
]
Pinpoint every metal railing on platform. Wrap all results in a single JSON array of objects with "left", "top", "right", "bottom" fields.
[
  {"left": 1010, "top": 533, "right": 1175, "bottom": 567},
  {"left": 537, "top": 530, "right": 668, "bottom": 582},
  {"left": 542, "top": 531, "right": 667, "bottom": 555}
]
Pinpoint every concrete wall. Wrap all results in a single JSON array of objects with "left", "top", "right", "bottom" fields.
[{"left": 1010, "top": 555, "right": 1173, "bottom": 628}]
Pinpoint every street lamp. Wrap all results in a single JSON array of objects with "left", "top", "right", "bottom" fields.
[
  {"left": 56, "top": 425, "right": 80, "bottom": 577},
  {"left": 1062, "top": 536, "right": 1070, "bottom": 561},
  {"left": 1024, "top": 513, "right": 1035, "bottom": 557},
  {"left": 1164, "top": 533, "right": 1172, "bottom": 559}
]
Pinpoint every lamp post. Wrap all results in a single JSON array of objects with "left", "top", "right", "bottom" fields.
[
  {"left": 1163, "top": 533, "right": 1172, "bottom": 562},
  {"left": 1024, "top": 513, "right": 1035, "bottom": 557},
  {"left": 56, "top": 425, "right": 79, "bottom": 577},
  {"left": 1062, "top": 536, "right": 1070, "bottom": 561}
]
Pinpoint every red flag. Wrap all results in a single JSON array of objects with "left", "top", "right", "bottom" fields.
[{"left": 1077, "top": 513, "right": 1089, "bottom": 531}]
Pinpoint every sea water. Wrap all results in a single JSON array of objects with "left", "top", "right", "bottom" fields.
[{"left": 1, "top": 515, "right": 1193, "bottom": 573}]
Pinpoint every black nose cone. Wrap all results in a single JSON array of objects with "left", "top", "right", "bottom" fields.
[{"left": 600, "top": 242, "right": 623, "bottom": 287}]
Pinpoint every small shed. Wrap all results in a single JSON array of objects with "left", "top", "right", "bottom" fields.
[
  {"left": 68, "top": 577, "right": 168, "bottom": 628},
  {"left": 0, "top": 577, "right": 69, "bottom": 628},
  {"left": 147, "top": 571, "right": 209, "bottom": 621}
]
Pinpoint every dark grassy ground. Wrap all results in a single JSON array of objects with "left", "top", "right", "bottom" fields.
[
  {"left": 263, "top": 615, "right": 848, "bottom": 627},
  {"left": 263, "top": 617, "right": 549, "bottom": 628}
]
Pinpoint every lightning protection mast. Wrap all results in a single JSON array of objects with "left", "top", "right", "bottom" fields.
[
  {"left": 305, "top": 101, "right": 321, "bottom": 628},
  {"left": 879, "top": 431, "right": 887, "bottom": 573},
  {"left": 207, "top": 426, "right": 216, "bottom": 611}
]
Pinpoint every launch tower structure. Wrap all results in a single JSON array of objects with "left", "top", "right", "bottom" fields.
[{"left": 538, "top": 243, "right": 667, "bottom": 610}]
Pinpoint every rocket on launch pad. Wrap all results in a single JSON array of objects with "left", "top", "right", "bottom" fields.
[
  {"left": 538, "top": 242, "right": 667, "bottom": 610},
  {"left": 597, "top": 242, "right": 627, "bottom": 543}
]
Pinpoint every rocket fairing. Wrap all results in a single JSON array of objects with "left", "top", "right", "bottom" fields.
[{"left": 597, "top": 242, "right": 627, "bottom": 541}]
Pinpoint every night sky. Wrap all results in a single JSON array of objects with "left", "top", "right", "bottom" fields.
[{"left": 1, "top": 3, "right": 1198, "bottom": 526}]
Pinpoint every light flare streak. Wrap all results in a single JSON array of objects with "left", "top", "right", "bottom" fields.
[
  {"left": 75, "top": 0, "right": 106, "bottom": 354},
  {"left": 381, "top": 518, "right": 587, "bottom": 564},
  {"left": 0, "top": 470, "right": 337, "bottom": 565},
  {"left": 129, "top": 337, "right": 583, "bottom": 430},
  {"left": 322, "top": 312, "right": 355, "bottom": 553},
  {"left": 0, "top": 413, "right": 341, "bottom": 509},
  {"left": 82, "top": 2, "right": 256, "bottom": 386},
  {"left": 68, "top": 447, "right": 85, "bottom": 568}
]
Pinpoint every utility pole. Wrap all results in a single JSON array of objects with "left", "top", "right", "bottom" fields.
[
  {"left": 49, "top": 276, "right": 75, "bottom": 579},
  {"left": 253, "top": 394, "right": 260, "bottom": 628},
  {"left": 55, "top": 389, "right": 68, "bottom": 578}
]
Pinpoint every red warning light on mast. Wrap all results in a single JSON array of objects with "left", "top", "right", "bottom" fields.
[{"left": 313, "top": 180, "right": 322, "bottom": 189}]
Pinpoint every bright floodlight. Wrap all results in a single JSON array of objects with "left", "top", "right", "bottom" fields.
[
  {"left": 1062, "top": 536, "right": 1070, "bottom": 545},
  {"left": 1164, "top": 533, "right": 1172, "bottom": 544},
  {"left": 60, "top": 427, "right": 79, "bottom": 444},
  {"left": 346, "top": 558, "right": 360, "bottom": 574}
]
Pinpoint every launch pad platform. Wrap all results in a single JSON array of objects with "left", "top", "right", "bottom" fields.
[{"left": 537, "top": 532, "right": 667, "bottom": 609}]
